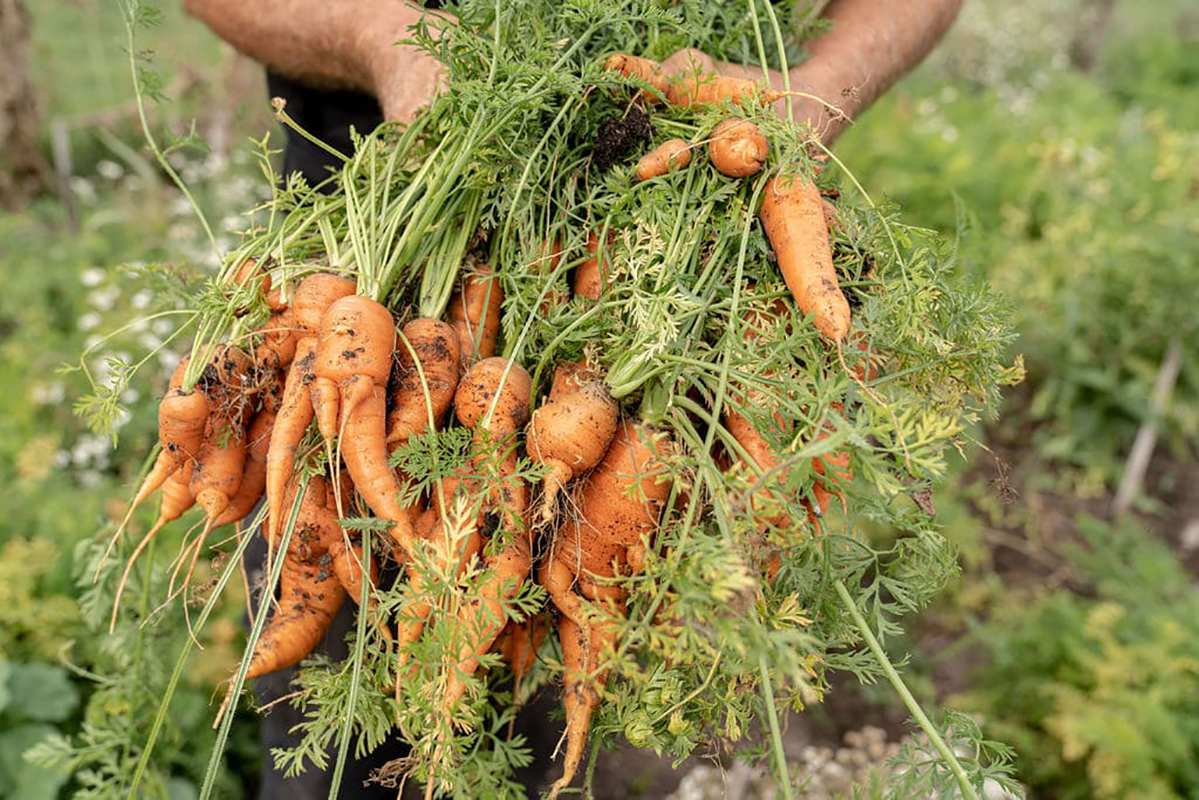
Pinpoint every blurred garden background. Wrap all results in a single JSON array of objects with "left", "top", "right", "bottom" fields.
[{"left": 1, "top": 0, "right": 1196, "bottom": 797}]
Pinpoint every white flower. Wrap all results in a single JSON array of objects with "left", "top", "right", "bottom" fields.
[
  {"left": 79, "top": 470, "right": 102, "bottom": 488},
  {"left": 88, "top": 286, "right": 121, "bottom": 312},
  {"left": 152, "top": 319, "right": 174, "bottom": 336},
  {"left": 69, "top": 177, "right": 96, "bottom": 204},
  {"left": 78, "top": 311, "right": 102, "bottom": 332},
  {"left": 97, "top": 160, "right": 125, "bottom": 180},
  {"left": 131, "top": 289, "right": 153, "bottom": 310},
  {"left": 30, "top": 381, "right": 66, "bottom": 405},
  {"left": 81, "top": 267, "right": 106, "bottom": 288},
  {"left": 55, "top": 450, "right": 71, "bottom": 469}
]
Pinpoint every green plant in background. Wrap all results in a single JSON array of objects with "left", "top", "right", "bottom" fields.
[
  {"left": 839, "top": 2, "right": 1199, "bottom": 492},
  {"left": 957, "top": 516, "right": 1199, "bottom": 800}
]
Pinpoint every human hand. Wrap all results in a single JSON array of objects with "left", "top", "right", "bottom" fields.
[{"left": 362, "top": 6, "right": 451, "bottom": 123}]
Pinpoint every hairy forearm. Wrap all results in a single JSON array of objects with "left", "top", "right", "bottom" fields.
[
  {"left": 792, "top": 0, "right": 963, "bottom": 141},
  {"left": 182, "top": 0, "right": 443, "bottom": 120}
]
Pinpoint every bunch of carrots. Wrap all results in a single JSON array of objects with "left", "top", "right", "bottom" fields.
[{"left": 94, "top": 4, "right": 1018, "bottom": 795}]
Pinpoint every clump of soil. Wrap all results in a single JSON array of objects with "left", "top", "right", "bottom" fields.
[{"left": 592, "top": 106, "right": 652, "bottom": 171}]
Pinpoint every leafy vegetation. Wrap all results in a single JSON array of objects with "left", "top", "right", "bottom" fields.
[{"left": 2, "top": 0, "right": 1196, "bottom": 798}]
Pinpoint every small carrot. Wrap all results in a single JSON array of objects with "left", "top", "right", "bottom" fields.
[
  {"left": 759, "top": 175, "right": 851, "bottom": 342},
  {"left": 212, "top": 406, "right": 274, "bottom": 529},
  {"left": 573, "top": 232, "right": 612, "bottom": 302},
  {"left": 540, "top": 421, "right": 672, "bottom": 796},
  {"left": 255, "top": 307, "right": 298, "bottom": 370},
  {"left": 526, "top": 375, "right": 618, "bottom": 523},
  {"left": 708, "top": 119, "right": 768, "bottom": 177},
  {"left": 666, "top": 72, "right": 782, "bottom": 108},
  {"left": 635, "top": 139, "right": 691, "bottom": 182},
  {"left": 447, "top": 265, "right": 503, "bottom": 366},
  {"left": 604, "top": 53, "right": 669, "bottom": 102},
  {"left": 264, "top": 273, "right": 355, "bottom": 544},
  {"left": 386, "top": 318, "right": 462, "bottom": 447}
]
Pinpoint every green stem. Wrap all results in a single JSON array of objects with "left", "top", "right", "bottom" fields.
[
  {"left": 757, "top": 655, "right": 795, "bottom": 800},
  {"left": 122, "top": 1, "right": 218, "bottom": 255},
  {"left": 127, "top": 508, "right": 263, "bottom": 797},
  {"left": 833, "top": 579, "right": 980, "bottom": 800},
  {"left": 329, "top": 529, "right": 373, "bottom": 798},
  {"left": 199, "top": 482, "right": 309, "bottom": 799}
]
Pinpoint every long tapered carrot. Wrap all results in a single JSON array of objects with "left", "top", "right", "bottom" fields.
[
  {"left": 759, "top": 175, "right": 851, "bottom": 342},
  {"left": 212, "top": 407, "right": 274, "bottom": 528},
  {"left": 265, "top": 336, "right": 317, "bottom": 547},
  {"left": 246, "top": 477, "right": 348, "bottom": 678}
]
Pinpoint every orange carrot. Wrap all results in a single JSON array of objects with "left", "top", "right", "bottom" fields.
[
  {"left": 310, "top": 295, "right": 395, "bottom": 446},
  {"left": 759, "top": 175, "right": 851, "bottom": 342},
  {"left": 666, "top": 72, "right": 782, "bottom": 108},
  {"left": 635, "top": 139, "right": 692, "bottom": 182},
  {"left": 386, "top": 318, "right": 462, "bottom": 447},
  {"left": 708, "top": 119, "right": 768, "bottom": 177},
  {"left": 573, "top": 232, "right": 612, "bottom": 302},
  {"left": 264, "top": 273, "right": 355, "bottom": 544},
  {"left": 189, "top": 421, "right": 247, "bottom": 525},
  {"left": 447, "top": 265, "right": 503, "bottom": 366},
  {"left": 255, "top": 307, "right": 298, "bottom": 370},
  {"left": 246, "top": 477, "right": 348, "bottom": 678},
  {"left": 454, "top": 357, "right": 533, "bottom": 526},
  {"left": 604, "top": 53, "right": 669, "bottom": 102},
  {"left": 212, "top": 407, "right": 274, "bottom": 529},
  {"left": 539, "top": 421, "right": 672, "bottom": 796},
  {"left": 497, "top": 611, "right": 548, "bottom": 690},
  {"left": 527, "top": 376, "right": 618, "bottom": 523},
  {"left": 265, "top": 336, "right": 317, "bottom": 547}
]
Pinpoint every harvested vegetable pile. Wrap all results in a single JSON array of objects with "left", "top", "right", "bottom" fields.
[{"left": 85, "top": 1, "right": 1022, "bottom": 797}]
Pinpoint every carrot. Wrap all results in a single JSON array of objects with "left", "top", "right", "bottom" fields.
[
  {"left": 255, "top": 307, "right": 298, "bottom": 370},
  {"left": 440, "top": 532, "right": 533, "bottom": 713},
  {"left": 110, "top": 461, "right": 196, "bottom": 631},
  {"left": 497, "top": 611, "right": 548, "bottom": 689},
  {"left": 212, "top": 406, "right": 274, "bottom": 529},
  {"left": 310, "top": 295, "right": 395, "bottom": 447},
  {"left": 265, "top": 336, "right": 317, "bottom": 547},
  {"left": 264, "top": 273, "right": 355, "bottom": 544},
  {"left": 759, "top": 175, "right": 851, "bottom": 342},
  {"left": 395, "top": 360, "right": 534, "bottom": 703},
  {"left": 290, "top": 272, "right": 357, "bottom": 333},
  {"left": 549, "top": 611, "right": 617, "bottom": 800},
  {"left": 527, "top": 375, "right": 618, "bottom": 523},
  {"left": 573, "top": 232, "right": 612, "bottom": 302},
  {"left": 454, "top": 357, "right": 533, "bottom": 526},
  {"left": 386, "top": 318, "right": 462, "bottom": 447},
  {"left": 189, "top": 421, "right": 248, "bottom": 524},
  {"left": 604, "top": 53, "right": 669, "bottom": 102},
  {"left": 447, "top": 265, "right": 503, "bottom": 365},
  {"left": 666, "top": 72, "right": 782, "bottom": 108},
  {"left": 307, "top": 295, "right": 417, "bottom": 557},
  {"left": 539, "top": 421, "right": 672, "bottom": 796},
  {"left": 124, "top": 383, "right": 207, "bottom": 524},
  {"left": 635, "top": 139, "right": 691, "bottom": 182},
  {"left": 246, "top": 477, "right": 348, "bottom": 679},
  {"left": 708, "top": 119, "right": 768, "bottom": 177}
]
